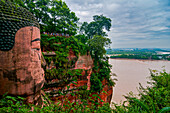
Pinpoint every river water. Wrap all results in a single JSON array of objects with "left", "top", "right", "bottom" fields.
[{"left": 109, "top": 59, "right": 170, "bottom": 105}]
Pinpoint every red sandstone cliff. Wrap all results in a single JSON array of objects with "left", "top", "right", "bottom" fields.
[{"left": 42, "top": 49, "right": 113, "bottom": 105}]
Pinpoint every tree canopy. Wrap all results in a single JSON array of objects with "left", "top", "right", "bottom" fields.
[
  {"left": 78, "top": 15, "right": 112, "bottom": 59},
  {"left": 11, "top": 0, "right": 79, "bottom": 35},
  {"left": 80, "top": 15, "right": 111, "bottom": 39},
  {"left": 88, "top": 35, "right": 111, "bottom": 59}
]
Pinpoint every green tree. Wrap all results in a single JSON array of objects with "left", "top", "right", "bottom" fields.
[
  {"left": 74, "top": 34, "right": 88, "bottom": 44},
  {"left": 78, "top": 15, "right": 113, "bottom": 92},
  {"left": 46, "top": 0, "right": 79, "bottom": 35},
  {"left": 88, "top": 35, "right": 111, "bottom": 59},
  {"left": 80, "top": 15, "right": 111, "bottom": 39}
]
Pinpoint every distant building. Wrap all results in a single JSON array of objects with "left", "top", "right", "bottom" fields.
[{"left": 157, "top": 52, "right": 170, "bottom": 55}]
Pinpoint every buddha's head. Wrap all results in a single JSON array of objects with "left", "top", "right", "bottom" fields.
[{"left": 0, "top": 1, "right": 44, "bottom": 98}]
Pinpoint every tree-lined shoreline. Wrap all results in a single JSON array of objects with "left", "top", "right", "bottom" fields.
[
  {"left": 109, "top": 57, "right": 170, "bottom": 61},
  {"left": 107, "top": 48, "right": 170, "bottom": 61}
]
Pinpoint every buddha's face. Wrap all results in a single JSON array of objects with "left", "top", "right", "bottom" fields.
[{"left": 0, "top": 26, "right": 44, "bottom": 96}]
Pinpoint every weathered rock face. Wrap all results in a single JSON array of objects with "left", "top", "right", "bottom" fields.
[
  {"left": 74, "top": 54, "right": 93, "bottom": 90},
  {"left": 75, "top": 54, "right": 93, "bottom": 69},
  {"left": 0, "top": 1, "right": 44, "bottom": 104},
  {"left": 0, "top": 26, "right": 44, "bottom": 103}
]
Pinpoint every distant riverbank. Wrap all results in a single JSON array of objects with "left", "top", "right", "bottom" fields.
[
  {"left": 109, "top": 54, "right": 170, "bottom": 61},
  {"left": 109, "top": 57, "right": 170, "bottom": 62}
]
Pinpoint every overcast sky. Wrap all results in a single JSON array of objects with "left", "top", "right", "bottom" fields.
[{"left": 63, "top": 0, "right": 170, "bottom": 48}]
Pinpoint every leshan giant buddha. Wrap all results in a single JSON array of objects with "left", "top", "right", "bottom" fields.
[{"left": 0, "top": 1, "right": 44, "bottom": 104}]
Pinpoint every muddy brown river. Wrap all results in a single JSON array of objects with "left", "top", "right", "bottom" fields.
[{"left": 109, "top": 59, "right": 170, "bottom": 105}]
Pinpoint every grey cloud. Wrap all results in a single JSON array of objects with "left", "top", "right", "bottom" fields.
[{"left": 63, "top": 0, "right": 170, "bottom": 48}]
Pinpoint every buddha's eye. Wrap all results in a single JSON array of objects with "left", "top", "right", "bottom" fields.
[
  {"left": 31, "top": 38, "right": 40, "bottom": 42},
  {"left": 31, "top": 38, "right": 41, "bottom": 50}
]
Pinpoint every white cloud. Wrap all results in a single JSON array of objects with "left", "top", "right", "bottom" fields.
[
  {"left": 76, "top": 11, "right": 89, "bottom": 16},
  {"left": 150, "top": 26, "right": 169, "bottom": 31}
]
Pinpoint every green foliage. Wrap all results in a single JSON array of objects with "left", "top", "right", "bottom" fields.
[
  {"left": 11, "top": 0, "right": 79, "bottom": 35},
  {"left": 41, "top": 35, "right": 90, "bottom": 100},
  {"left": 90, "top": 73, "right": 103, "bottom": 92},
  {"left": 80, "top": 15, "right": 111, "bottom": 39},
  {"left": 90, "top": 56, "right": 116, "bottom": 92},
  {"left": 158, "top": 107, "right": 170, "bottom": 113},
  {"left": 139, "top": 70, "right": 170, "bottom": 111},
  {"left": 0, "top": 93, "right": 113, "bottom": 113},
  {"left": 74, "top": 34, "right": 88, "bottom": 44},
  {"left": 41, "top": 34, "right": 88, "bottom": 56},
  {"left": 110, "top": 54, "right": 163, "bottom": 60},
  {"left": 88, "top": 35, "right": 111, "bottom": 59},
  {"left": 0, "top": 93, "right": 31, "bottom": 113}
]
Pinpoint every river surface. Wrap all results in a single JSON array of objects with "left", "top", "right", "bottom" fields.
[{"left": 109, "top": 59, "right": 170, "bottom": 105}]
